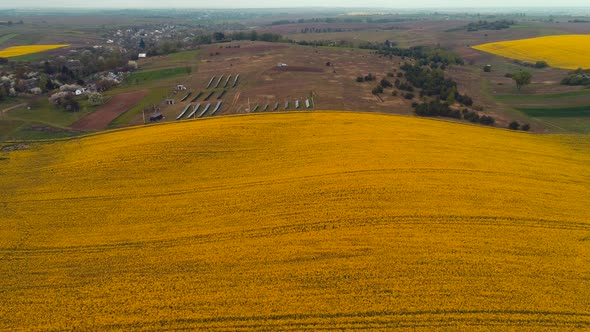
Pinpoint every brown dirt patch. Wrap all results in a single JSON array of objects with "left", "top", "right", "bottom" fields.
[
  {"left": 261, "top": 22, "right": 395, "bottom": 35},
  {"left": 71, "top": 90, "right": 148, "bottom": 131},
  {"left": 273, "top": 66, "right": 324, "bottom": 73},
  {"left": 209, "top": 43, "right": 288, "bottom": 55}
]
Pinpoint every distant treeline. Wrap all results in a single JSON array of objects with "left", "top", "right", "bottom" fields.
[
  {"left": 289, "top": 40, "right": 464, "bottom": 69},
  {"left": 270, "top": 16, "right": 413, "bottom": 26},
  {"left": 290, "top": 39, "right": 394, "bottom": 49},
  {"left": 146, "top": 31, "right": 283, "bottom": 56},
  {"left": 0, "top": 20, "right": 23, "bottom": 26},
  {"left": 447, "top": 20, "right": 515, "bottom": 32},
  {"left": 300, "top": 27, "right": 348, "bottom": 33},
  {"left": 225, "top": 31, "right": 282, "bottom": 42}
]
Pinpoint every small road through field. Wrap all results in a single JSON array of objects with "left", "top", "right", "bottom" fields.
[{"left": 0, "top": 103, "right": 26, "bottom": 116}]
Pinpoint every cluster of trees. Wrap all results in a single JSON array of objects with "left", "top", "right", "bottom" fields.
[
  {"left": 369, "top": 77, "right": 416, "bottom": 99},
  {"left": 413, "top": 102, "right": 496, "bottom": 125},
  {"left": 300, "top": 27, "right": 348, "bottom": 33},
  {"left": 75, "top": 48, "right": 129, "bottom": 76},
  {"left": 508, "top": 121, "right": 531, "bottom": 131},
  {"left": 462, "top": 108, "right": 496, "bottom": 125},
  {"left": 393, "top": 60, "right": 493, "bottom": 123},
  {"left": 225, "top": 31, "right": 283, "bottom": 42},
  {"left": 464, "top": 20, "right": 516, "bottom": 31},
  {"left": 355, "top": 73, "right": 376, "bottom": 82},
  {"left": 513, "top": 59, "right": 548, "bottom": 69},
  {"left": 400, "top": 63, "right": 473, "bottom": 106},
  {"left": 292, "top": 39, "right": 355, "bottom": 48},
  {"left": 0, "top": 20, "right": 24, "bottom": 26},
  {"left": 561, "top": 68, "right": 590, "bottom": 86},
  {"left": 48, "top": 91, "right": 81, "bottom": 112},
  {"left": 144, "top": 40, "right": 185, "bottom": 56},
  {"left": 144, "top": 31, "right": 283, "bottom": 56},
  {"left": 289, "top": 38, "right": 396, "bottom": 52},
  {"left": 394, "top": 78, "right": 414, "bottom": 92},
  {"left": 48, "top": 85, "right": 105, "bottom": 111},
  {"left": 377, "top": 46, "right": 464, "bottom": 68},
  {"left": 0, "top": 81, "right": 15, "bottom": 101},
  {"left": 287, "top": 37, "right": 400, "bottom": 52}
]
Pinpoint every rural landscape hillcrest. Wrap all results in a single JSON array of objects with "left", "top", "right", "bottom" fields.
[{"left": 0, "top": 4, "right": 589, "bottom": 331}]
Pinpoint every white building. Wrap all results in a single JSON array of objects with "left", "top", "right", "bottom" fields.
[{"left": 75, "top": 88, "right": 88, "bottom": 96}]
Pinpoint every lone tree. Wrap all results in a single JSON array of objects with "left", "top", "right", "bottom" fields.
[
  {"left": 512, "top": 70, "right": 532, "bottom": 91},
  {"left": 380, "top": 78, "right": 392, "bottom": 88},
  {"left": 372, "top": 85, "right": 383, "bottom": 95}
]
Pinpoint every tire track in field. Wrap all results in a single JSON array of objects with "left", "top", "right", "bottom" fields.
[
  {"left": 2, "top": 215, "right": 588, "bottom": 256},
  {"left": 4, "top": 166, "right": 586, "bottom": 205},
  {"left": 100, "top": 309, "right": 590, "bottom": 330}
]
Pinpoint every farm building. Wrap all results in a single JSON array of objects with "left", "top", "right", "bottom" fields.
[{"left": 138, "top": 53, "right": 147, "bottom": 58}]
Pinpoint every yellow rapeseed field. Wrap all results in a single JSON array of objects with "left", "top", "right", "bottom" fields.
[
  {"left": 473, "top": 34, "right": 590, "bottom": 69},
  {"left": 1, "top": 112, "right": 589, "bottom": 330},
  {"left": 0, "top": 44, "right": 69, "bottom": 58}
]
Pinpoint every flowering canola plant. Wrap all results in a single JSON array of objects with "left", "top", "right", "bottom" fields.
[
  {"left": 0, "top": 44, "right": 69, "bottom": 58},
  {"left": 0, "top": 112, "right": 589, "bottom": 330},
  {"left": 473, "top": 34, "right": 590, "bottom": 69}
]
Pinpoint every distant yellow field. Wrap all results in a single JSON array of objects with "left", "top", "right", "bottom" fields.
[
  {"left": 0, "top": 44, "right": 68, "bottom": 58},
  {"left": 1, "top": 112, "right": 589, "bottom": 330},
  {"left": 473, "top": 34, "right": 590, "bottom": 69}
]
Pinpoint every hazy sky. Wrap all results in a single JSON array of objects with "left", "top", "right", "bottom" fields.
[{"left": 1, "top": 0, "right": 590, "bottom": 9}]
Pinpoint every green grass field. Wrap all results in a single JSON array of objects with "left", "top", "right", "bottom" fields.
[
  {"left": 517, "top": 105, "right": 590, "bottom": 118},
  {"left": 0, "top": 33, "right": 19, "bottom": 45},
  {"left": 0, "top": 119, "right": 80, "bottom": 141},
  {"left": 109, "top": 86, "right": 171, "bottom": 127},
  {"left": 495, "top": 89, "right": 590, "bottom": 103},
  {"left": 8, "top": 53, "right": 44, "bottom": 62},
  {"left": 110, "top": 55, "right": 198, "bottom": 126},
  {"left": 0, "top": 98, "right": 93, "bottom": 141},
  {"left": 5, "top": 99, "right": 95, "bottom": 128},
  {"left": 491, "top": 90, "right": 590, "bottom": 133},
  {"left": 125, "top": 67, "right": 190, "bottom": 84},
  {"left": 168, "top": 49, "right": 200, "bottom": 61}
]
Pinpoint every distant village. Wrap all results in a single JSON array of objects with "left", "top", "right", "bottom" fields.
[{"left": 0, "top": 21, "right": 240, "bottom": 109}]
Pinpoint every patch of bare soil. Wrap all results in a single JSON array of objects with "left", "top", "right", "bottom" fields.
[{"left": 71, "top": 90, "right": 148, "bottom": 130}]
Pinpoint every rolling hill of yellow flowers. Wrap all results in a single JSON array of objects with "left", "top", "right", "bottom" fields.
[
  {"left": 473, "top": 34, "right": 590, "bottom": 69},
  {"left": 1, "top": 112, "right": 589, "bottom": 331}
]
